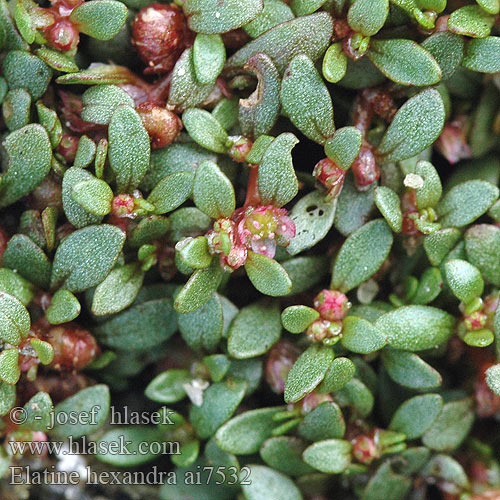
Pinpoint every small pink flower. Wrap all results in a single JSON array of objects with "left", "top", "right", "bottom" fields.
[
  {"left": 314, "top": 289, "right": 351, "bottom": 321},
  {"left": 313, "top": 158, "right": 346, "bottom": 200}
]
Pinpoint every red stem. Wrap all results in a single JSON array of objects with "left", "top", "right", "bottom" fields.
[{"left": 243, "top": 166, "right": 261, "bottom": 208}]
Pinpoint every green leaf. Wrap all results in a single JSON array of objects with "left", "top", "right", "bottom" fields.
[
  {"left": 36, "top": 101, "right": 62, "bottom": 149},
  {"left": 81, "top": 85, "right": 134, "bottom": 125},
  {"left": 193, "top": 160, "right": 235, "bottom": 218},
  {"left": 70, "top": 0, "right": 128, "bottom": 40},
  {"left": 96, "top": 426, "right": 164, "bottom": 466},
  {"left": 30, "top": 338, "right": 54, "bottom": 365},
  {"left": 108, "top": 104, "right": 150, "bottom": 192},
  {"left": 421, "top": 32, "right": 465, "bottom": 80},
  {"left": 3, "top": 88, "right": 31, "bottom": 131},
  {"left": 73, "top": 135, "right": 96, "bottom": 168},
  {"left": 184, "top": 0, "right": 263, "bottom": 34},
  {"left": 204, "top": 354, "right": 231, "bottom": 382},
  {"left": 168, "top": 48, "right": 214, "bottom": 110},
  {"left": 244, "top": 0, "right": 294, "bottom": 38},
  {"left": 2, "top": 50, "right": 51, "bottom": 100},
  {"left": 382, "top": 349, "right": 442, "bottom": 390},
  {"left": 0, "top": 349, "right": 19, "bottom": 384},
  {"left": 177, "top": 236, "right": 212, "bottom": 269},
  {"left": 71, "top": 178, "right": 113, "bottom": 216},
  {"left": 245, "top": 252, "right": 292, "bottom": 297},
  {"left": 476, "top": 0, "right": 499, "bottom": 14},
  {"left": 290, "top": 0, "right": 326, "bottom": 16},
  {"left": 448, "top": 5, "right": 494, "bottom": 38},
  {"left": 298, "top": 401, "right": 346, "bottom": 441},
  {"left": 239, "top": 54, "right": 281, "bottom": 139},
  {"left": 411, "top": 267, "right": 443, "bottom": 305},
  {"left": 174, "top": 259, "right": 224, "bottom": 313},
  {"left": 0, "top": 382, "right": 16, "bottom": 416},
  {"left": 322, "top": 42, "right": 347, "bottom": 83},
  {"left": 2, "top": 235, "right": 51, "bottom": 289},
  {"left": 324, "top": 127, "right": 362, "bottom": 170},
  {"left": 22, "top": 392, "right": 53, "bottom": 431},
  {"left": 62, "top": 168, "right": 103, "bottom": 228},
  {"left": 374, "top": 186, "right": 402, "bottom": 233},
  {"left": 377, "top": 89, "right": 445, "bottom": 162},
  {"left": 51, "top": 225, "right": 125, "bottom": 293},
  {"left": 437, "top": 180, "right": 499, "bottom": 228},
  {"left": 462, "top": 36, "right": 500, "bottom": 73},
  {"left": 486, "top": 364, "right": 500, "bottom": 396},
  {"left": 241, "top": 465, "right": 303, "bottom": 500},
  {"left": 216, "top": 407, "right": 285, "bottom": 454},
  {"left": 424, "top": 228, "right": 462, "bottom": 266},
  {"left": 422, "top": 398, "right": 474, "bottom": 451},
  {"left": 96, "top": 298, "right": 177, "bottom": 350},
  {"left": 178, "top": 293, "right": 223, "bottom": 351},
  {"left": 444, "top": 259, "right": 484, "bottom": 303},
  {"left": 303, "top": 439, "right": 352, "bottom": 473},
  {"left": 0, "top": 124, "right": 52, "bottom": 208},
  {"left": 183, "top": 109, "right": 229, "bottom": 153},
  {"left": 51, "top": 384, "right": 110, "bottom": 438},
  {"left": 91, "top": 263, "right": 144, "bottom": 316},
  {"left": 227, "top": 12, "right": 333, "bottom": 74},
  {"left": 284, "top": 344, "right": 334, "bottom": 403},
  {"left": 147, "top": 172, "right": 194, "bottom": 215},
  {"left": 465, "top": 224, "right": 500, "bottom": 286},
  {"left": 414, "top": 160, "right": 442, "bottom": 210},
  {"left": 228, "top": 301, "right": 281, "bottom": 358},
  {"left": 362, "top": 461, "right": 412, "bottom": 500},
  {"left": 35, "top": 48, "right": 79, "bottom": 73},
  {"left": 376, "top": 306, "right": 454, "bottom": 351},
  {"left": 282, "top": 256, "right": 329, "bottom": 295},
  {"left": 0, "top": 292, "right": 30, "bottom": 345},
  {"left": 46, "top": 289, "right": 81, "bottom": 324},
  {"left": 389, "top": 394, "right": 443, "bottom": 439},
  {"left": 281, "top": 55, "right": 334, "bottom": 144},
  {"left": 0, "top": 268, "right": 35, "bottom": 306},
  {"left": 367, "top": 39, "right": 441, "bottom": 86},
  {"left": 145, "top": 369, "right": 191, "bottom": 403},
  {"left": 260, "top": 437, "right": 314, "bottom": 476},
  {"left": 348, "top": 0, "right": 389, "bottom": 36},
  {"left": 281, "top": 305, "right": 319, "bottom": 334},
  {"left": 331, "top": 219, "right": 393, "bottom": 293},
  {"left": 341, "top": 316, "right": 386, "bottom": 354},
  {"left": 189, "top": 378, "right": 247, "bottom": 439},
  {"left": 257, "top": 133, "right": 299, "bottom": 207},
  {"left": 193, "top": 33, "right": 226, "bottom": 84},
  {"left": 317, "top": 357, "right": 356, "bottom": 393},
  {"left": 335, "top": 377, "right": 374, "bottom": 417}
]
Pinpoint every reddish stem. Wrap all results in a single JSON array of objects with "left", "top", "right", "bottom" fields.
[{"left": 243, "top": 166, "right": 261, "bottom": 208}]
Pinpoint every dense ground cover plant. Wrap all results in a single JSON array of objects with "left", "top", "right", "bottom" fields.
[{"left": 0, "top": 0, "right": 500, "bottom": 498}]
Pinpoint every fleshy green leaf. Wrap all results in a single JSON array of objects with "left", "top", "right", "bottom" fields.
[
  {"left": 331, "top": 219, "right": 393, "bottom": 293},
  {"left": 108, "top": 104, "right": 150, "bottom": 192},
  {"left": 257, "top": 133, "right": 299, "bottom": 207},
  {"left": 341, "top": 316, "right": 387, "bottom": 354},
  {"left": 240, "top": 465, "right": 303, "bottom": 500},
  {"left": 71, "top": 178, "right": 113, "bottom": 216},
  {"left": 193, "top": 160, "right": 235, "bottom": 218},
  {"left": 322, "top": 43, "right": 347, "bottom": 83},
  {"left": 376, "top": 306, "right": 454, "bottom": 351},
  {"left": 147, "top": 172, "right": 194, "bottom": 215},
  {"left": 389, "top": 394, "right": 443, "bottom": 439},
  {"left": 51, "top": 225, "right": 125, "bottom": 293},
  {"left": 374, "top": 186, "right": 402, "bottom": 233},
  {"left": 465, "top": 224, "right": 500, "bottom": 286},
  {"left": 193, "top": 33, "right": 226, "bottom": 84},
  {"left": 0, "top": 349, "right": 19, "bottom": 385},
  {"left": 462, "top": 36, "right": 500, "bottom": 73},
  {"left": 348, "top": 0, "right": 389, "bottom": 36},
  {"left": 324, "top": 127, "right": 362, "bottom": 170},
  {"left": 448, "top": 5, "right": 494, "bottom": 38},
  {"left": 184, "top": 0, "right": 264, "bottom": 34},
  {"left": 368, "top": 39, "right": 441, "bottom": 86},
  {"left": 303, "top": 439, "right": 352, "bottom": 473},
  {"left": 70, "top": 0, "right": 128, "bottom": 40},
  {"left": 444, "top": 259, "right": 484, "bottom": 304},
  {"left": 228, "top": 301, "right": 281, "bottom": 358},
  {"left": 46, "top": 289, "right": 81, "bottom": 324},
  {"left": 281, "top": 305, "right": 319, "bottom": 334},
  {"left": 281, "top": 54, "right": 334, "bottom": 144},
  {"left": 284, "top": 344, "right": 334, "bottom": 403},
  {"left": 245, "top": 252, "right": 292, "bottom": 297},
  {"left": 81, "top": 84, "right": 134, "bottom": 125},
  {"left": 437, "top": 180, "right": 499, "bottom": 228},
  {"left": 183, "top": 108, "right": 229, "bottom": 153},
  {"left": 145, "top": 369, "right": 191, "bottom": 403},
  {"left": 377, "top": 88, "right": 445, "bottom": 162},
  {"left": 0, "top": 292, "right": 30, "bottom": 345}
]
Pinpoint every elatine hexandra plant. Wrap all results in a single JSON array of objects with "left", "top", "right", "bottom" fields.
[{"left": 0, "top": 0, "right": 500, "bottom": 498}]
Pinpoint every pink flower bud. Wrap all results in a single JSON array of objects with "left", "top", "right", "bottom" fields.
[
  {"left": 351, "top": 146, "right": 380, "bottom": 191},
  {"left": 228, "top": 136, "right": 253, "bottom": 163},
  {"left": 300, "top": 392, "right": 334, "bottom": 414},
  {"left": 306, "top": 319, "right": 343, "bottom": 345},
  {"left": 136, "top": 102, "right": 182, "bottom": 149},
  {"left": 314, "top": 289, "right": 351, "bottom": 321},
  {"left": 435, "top": 117, "right": 472, "bottom": 165},
  {"left": 352, "top": 434, "right": 379, "bottom": 465},
  {"left": 313, "top": 158, "right": 346, "bottom": 200},
  {"left": 45, "top": 19, "right": 79, "bottom": 51}
]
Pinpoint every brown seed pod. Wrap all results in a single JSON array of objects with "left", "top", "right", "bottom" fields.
[
  {"left": 136, "top": 102, "right": 182, "bottom": 149},
  {"left": 131, "top": 3, "right": 194, "bottom": 75}
]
